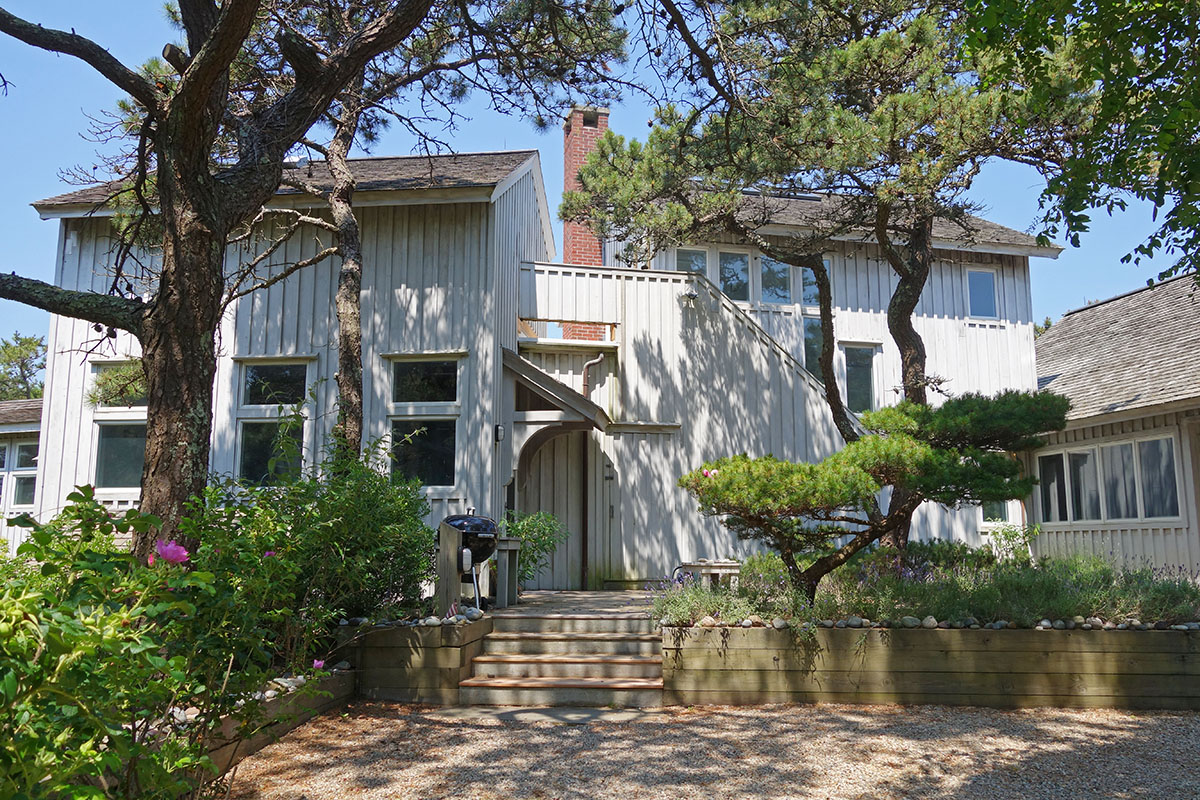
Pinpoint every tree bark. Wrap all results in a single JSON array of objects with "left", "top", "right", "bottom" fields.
[{"left": 327, "top": 88, "right": 366, "bottom": 456}]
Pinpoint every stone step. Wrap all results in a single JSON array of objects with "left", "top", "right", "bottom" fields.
[
  {"left": 471, "top": 653, "right": 663, "bottom": 679},
  {"left": 481, "top": 631, "right": 662, "bottom": 656},
  {"left": 490, "top": 613, "right": 655, "bottom": 635},
  {"left": 458, "top": 676, "right": 664, "bottom": 708}
]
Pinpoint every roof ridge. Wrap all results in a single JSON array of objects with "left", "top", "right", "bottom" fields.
[{"left": 1060, "top": 273, "right": 1194, "bottom": 319}]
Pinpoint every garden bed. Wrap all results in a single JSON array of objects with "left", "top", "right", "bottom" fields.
[
  {"left": 352, "top": 618, "right": 494, "bottom": 705},
  {"left": 662, "top": 626, "right": 1200, "bottom": 710}
]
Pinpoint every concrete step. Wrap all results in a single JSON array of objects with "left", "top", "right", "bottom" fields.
[
  {"left": 471, "top": 654, "right": 663, "bottom": 679},
  {"left": 458, "top": 675, "right": 664, "bottom": 708},
  {"left": 490, "top": 613, "right": 655, "bottom": 635},
  {"left": 481, "top": 631, "right": 662, "bottom": 656}
]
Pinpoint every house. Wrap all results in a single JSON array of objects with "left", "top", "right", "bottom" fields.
[
  {"left": 0, "top": 398, "right": 41, "bottom": 555},
  {"left": 25, "top": 107, "right": 1060, "bottom": 588},
  {"left": 1030, "top": 276, "right": 1200, "bottom": 571}
]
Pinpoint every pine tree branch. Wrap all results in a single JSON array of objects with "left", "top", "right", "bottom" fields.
[{"left": 0, "top": 273, "right": 145, "bottom": 336}]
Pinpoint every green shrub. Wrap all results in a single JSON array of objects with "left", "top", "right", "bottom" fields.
[
  {"left": 738, "top": 552, "right": 808, "bottom": 619},
  {"left": 650, "top": 574, "right": 756, "bottom": 626},
  {"left": 501, "top": 511, "right": 570, "bottom": 584}
]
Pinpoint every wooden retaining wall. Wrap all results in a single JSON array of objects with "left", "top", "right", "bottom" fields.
[
  {"left": 355, "top": 619, "right": 493, "bottom": 705},
  {"left": 662, "top": 627, "right": 1200, "bottom": 710}
]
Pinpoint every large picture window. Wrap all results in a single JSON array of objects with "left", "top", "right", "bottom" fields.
[
  {"left": 1037, "top": 435, "right": 1181, "bottom": 524},
  {"left": 96, "top": 424, "right": 146, "bottom": 489}
]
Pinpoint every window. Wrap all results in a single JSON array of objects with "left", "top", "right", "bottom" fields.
[
  {"left": 1101, "top": 443, "right": 1138, "bottom": 519},
  {"left": 718, "top": 252, "right": 750, "bottom": 302},
  {"left": 92, "top": 362, "right": 147, "bottom": 408},
  {"left": 1139, "top": 437, "right": 1179, "bottom": 518},
  {"left": 982, "top": 501, "right": 1009, "bottom": 523},
  {"left": 803, "top": 318, "right": 824, "bottom": 382},
  {"left": 1068, "top": 450, "right": 1101, "bottom": 521},
  {"left": 392, "top": 419, "right": 456, "bottom": 486},
  {"left": 239, "top": 421, "right": 303, "bottom": 486},
  {"left": 96, "top": 424, "right": 146, "bottom": 488},
  {"left": 844, "top": 346, "right": 875, "bottom": 413},
  {"left": 394, "top": 360, "right": 457, "bottom": 403},
  {"left": 1038, "top": 453, "right": 1068, "bottom": 522},
  {"left": 799, "top": 264, "right": 822, "bottom": 306},
  {"left": 676, "top": 248, "right": 708, "bottom": 275},
  {"left": 15, "top": 444, "right": 37, "bottom": 469},
  {"left": 242, "top": 363, "right": 308, "bottom": 406},
  {"left": 390, "top": 356, "right": 463, "bottom": 488},
  {"left": 967, "top": 270, "right": 998, "bottom": 318},
  {"left": 760, "top": 256, "right": 791, "bottom": 304},
  {"left": 1037, "top": 435, "right": 1181, "bottom": 525}
]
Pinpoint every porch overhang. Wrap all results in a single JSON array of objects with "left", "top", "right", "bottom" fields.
[{"left": 502, "top": 348, "right": 609, "bottom": 433}]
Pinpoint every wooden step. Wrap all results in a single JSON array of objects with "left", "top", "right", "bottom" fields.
[
  {"left": 490, "top": 613, "right": 655, "bottom": 634},
  {"left": 460, "top": 676, "right": 663, "bottom": 690},
  {"left": 482, "top": 631, "right": 661, "bottom": 656},
  {"left": 471, "top": 653, "right": 663, "bottom": 679},
  {"left": 458, "top": 675, "right": 664, "bottom": 708}
]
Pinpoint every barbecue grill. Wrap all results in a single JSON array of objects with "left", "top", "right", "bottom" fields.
[{"left": 438, "top": 511, "right": 498, "bottom": 610}]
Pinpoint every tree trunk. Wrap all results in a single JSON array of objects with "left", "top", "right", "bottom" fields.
[
  {"left": 133, "top": 210, "right": 226, "bottom": 559},
  {"left": 327, "top": 93, "right": 365, "bottom": 456}
]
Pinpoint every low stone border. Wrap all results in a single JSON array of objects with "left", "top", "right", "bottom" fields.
[
  {"left": 662, "top": 626, "right": 1200, "bottom": 710},
  {"left": 351, "top": 617, "right": 494, "bottom": 705}
]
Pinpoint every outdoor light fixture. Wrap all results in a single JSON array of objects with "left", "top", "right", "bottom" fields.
[{"left": 494, "top": 423, "right": 506, "bottom": 442}]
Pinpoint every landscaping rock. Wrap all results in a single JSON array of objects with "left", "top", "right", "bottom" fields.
[
  {"left": 717, "top": 620, "right": 730, "bottom": 627},
  {"left": 1155, "top": 621, "right": 1171, "bottom": 630},
  {"left": 1072, "top": 615, "right": 1086, "bottom": 625},
  {"left": 1007, "top": 621, "right": 1018, "bottom": 629},
  {"left": 1081, "top": 623, "right": 1092, "bottom": 630},
  {"left": 464, "top": 607, "right": 484, "bottom": 621},
  {"left": 1087, "top": 617, "right": 1104, "bottom": 628},
  {"left": 332, "top": 661, "right": 351, "bottom": 671},
  {"left": 772, "top": 618, "right": 789, "bottom": 630},
  {"left": 847, "top": 616, "right": 864, "bottom": 629},
  {"left": 835, "top": 620, "right": 848, "bottom": 628},
  {"left": 741, "top": 619, "right": 754, "bottom": 628},
  {"left": 901, "top": 616, "right": 921, "bottom": 629},
  {"left": 1117, "top": 623, "right": 1129, "bottom": 630},
  {"left": 1065, "top": 620, "right": 1076, "bottom": 630},
  {"left": 748, "top": 615, "right": 764, "bottom": 627},
  {"left": 1172, "top": 624, "right": 1190, "bottom": 631},
  {"left": 422, "top": 616, "right": 443, "bottom": 627},
  {"left": 1039, "top": 619, "right": 1053, "bottom": 628},
  {"left": 453, "top": 614, "right": 467, "bottom": 624},
  {"left": 950, "top": 620, "right": 963, "bottom": 629},
  {"left": 1187, "top": 622, "right": 1200, "bottom": 631},
  {"left": 964, "top": 617, "right": 979, "bottom": 628},
  {"left": 969, "top": 624, "right": 981, "bottom": 629},
  {"left": 263, "top": 690, "right": 278, "bottom": 700},
  {"left": 994, "top": 620, "right": 1009, "bottom": 629},
  {"left": 820, "top": 619, "right": 835, "bottom": 628},
  {"left": 1052, "top": 619, "right": 1065, "bottom": 630},
  {"left": 1137, "top": 623, "right": 1151, "bottom": 631},
  {"left": 937, "top": 620, "right": 951, "bottom": 629},
  {"left": 699, "top": 616, "right": 717, "bottom": 628},
  {"left": 921, "top": 616, "right": 938, "bottom": 629},
  {"left": 1104, "top": 622, "right": 1116, "bottom": 631}
]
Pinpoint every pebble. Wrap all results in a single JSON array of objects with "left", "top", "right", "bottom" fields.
[
  {"left": 748, "top": 615, "right": 764, "bottom": 627},
  {"left": 1052, "top": 620, "right": 1066, "bottom": 630},
  {"left": 1039, "top": 619, "right": 1053, "bottom": 628},
  {"left": 772, "top": 618, "right": 789, "bottom": 630},
  {"left": 835, "top": 620, "right": 847, "bottom": 628},
  {"left": 1072, "top": 615, "right": 1086, "bottom": 625},
  {"left": 820, "top": 619, "right": 835, "bottom": 628},
  {"left": 1117, "top": 623, "right": 1129, "bottom": 630},
  {"left": 1082, "top": 623, "right": 1092, "bottom": 630},
  {"left": 464, "top": 607, "right": 484, "bottom": 621},
  {"left": 422, "top": 616, "right": 442, "bottom": 627},
  {"left": 901, "top": 616, "right": 921, "bottom": 629},
  {"left": 698, "top": 616, "right": 717, "bottom": 628},
  {"left": 921, "top": 616, "right": 938, "bottom": 629},
  {"left": 937, "top": 621, "right": 951, "bottom": 629},
  {"left": 847, "top": 616, "right": 864, "bottom": 629},
  {"left": 1172, "top": 624, "right": 1190, "bottom": 631},
  {"left": 741, "top": 619, "right": 754, "bottom": 628},
  {"left": 1087, "top": 617, "right": 1104, "bottom": 628},
  {"left": 332, "top": 661, "right": 351, "bottom": 671}
]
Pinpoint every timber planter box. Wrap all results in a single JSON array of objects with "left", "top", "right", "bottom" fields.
[
  {"left": 661, "top": 626, "right": 1200, "bottom": 710},
  {"left": 354, "top": 618, "right": 493, "bottom": 705}
]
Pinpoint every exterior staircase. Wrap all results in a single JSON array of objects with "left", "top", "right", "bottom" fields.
[{"left": 458, "top": 612, "right": 663, "bottom": 707}]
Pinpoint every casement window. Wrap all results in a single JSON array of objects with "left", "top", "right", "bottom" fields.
[
  {"left": 844, "top": 346, "right": 876, "bottom": 413},
  {"left": 1, "top": 440, "right": 38, "bottom": 506},
  {"left": 717, "top": 251, "right": 751, "bottom": 301},
  {"left": 982, "top": 500, "right": 1009, "bottom": 524},
  {"left": 676, "top": 248, "right": 709, "bottom": 275},
  {"left": 760, "top": 255, "right": 792, "bottom": 304},
  {"left": 236, "top": 361, "right": 310, "bottom": 486},
  {"left": 389, "top": 356, "right": 463, "bottom": 488},
  {"left": 1036, "top": 435, "right": 1181, "bottom": 524},
  {"left": 967, "top": 269, "right": 999, "bottom": 319},
  {"left": 95, "top": 424, "right": 146, "bottom": 489}
]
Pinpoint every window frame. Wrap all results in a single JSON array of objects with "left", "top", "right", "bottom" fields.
[
  {"left": 1, "top": 438, "right": 39, "bottom": 508},
  {"left": 93, "top": 422, "right": 148, "bottom": 490},
  {"left": 233, "top": 358, "right": 313, "bottom": 484},
  {"left": 966, "top": 267, "right": 1000, "bottom": 320},
  {"left": 385, "top": 352, "right": 466, "bottom": 490},
  {"left": 841, "top": 342, "right": 879, "bottom": 414},
  {"left": 1034, "top": 433, "right": 1185, "bottom": 527},
  {"left": 980, "top": 499, "right": 1013, "bottom": 529},
  {"left": 670, "top": 245, "right": 833, "bottom": 311}
]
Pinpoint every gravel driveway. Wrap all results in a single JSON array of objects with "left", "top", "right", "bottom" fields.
[{"left": 227, "top": 701, "right": 1200, "bottom": 799}]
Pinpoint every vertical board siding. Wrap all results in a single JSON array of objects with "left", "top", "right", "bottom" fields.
[{"left": 1030, "top": 410, "right": 1200, "bottom": 572}]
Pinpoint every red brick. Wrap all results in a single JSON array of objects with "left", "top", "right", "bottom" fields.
[{"left": 563, "top": 106, "right": 609, "bottom": 266}]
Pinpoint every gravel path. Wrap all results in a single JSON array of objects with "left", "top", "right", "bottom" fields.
[{"left": 227, "top": 701, "right": 1200, "bottom": 799}]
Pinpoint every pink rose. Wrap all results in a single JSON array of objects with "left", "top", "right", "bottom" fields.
[{"left": 155, "top": 539, "right": 190, "bottom": 565}]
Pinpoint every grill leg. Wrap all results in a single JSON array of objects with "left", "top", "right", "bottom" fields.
[{"left": 471, "top": 565, "right": 482, "bottom": 610}]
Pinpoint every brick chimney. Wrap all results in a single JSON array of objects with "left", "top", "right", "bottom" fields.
[{"left": 562, "top": 105, "right": 609, "bottom": 266}]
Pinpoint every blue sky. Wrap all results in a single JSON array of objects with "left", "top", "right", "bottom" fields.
[{"left": 0, "top": 1, "right": 1173, "bottom": 344}]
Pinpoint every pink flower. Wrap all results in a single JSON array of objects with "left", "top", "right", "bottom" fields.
[
  {"left": 263, "top": 551, "right": 277, "bottom": 558},
  {"left": 702, "top": 469, "right": 711, "bottom": 478},
  {"left": 312, "top": 659, "right": 325, "bottom": 669},
  {"left": 155, "top": 539, "right": 190, "bottom": 565},
  {"left": 147, "top": 552, "right": 155, "bottom": 567}
]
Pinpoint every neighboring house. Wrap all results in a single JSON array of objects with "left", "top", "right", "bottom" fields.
[
  {"left": 0, "top": 398, "right": 42, "bottom": 555},
  {"left": 1031, "top": 277, "right": 1200, "bottom": 571},
  {"left": 25, "top": 106, "right": 1060, "bottom": 589}
]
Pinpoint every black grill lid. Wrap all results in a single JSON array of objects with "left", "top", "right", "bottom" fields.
[{"left": 442, "top": 514, "right": 499, "bottom": 535}]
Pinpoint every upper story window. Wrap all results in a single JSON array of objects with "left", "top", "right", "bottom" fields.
[
  {"left": 967, "top": 269, "right": 999, "bottom": 318},
  {"left": 760, "top": 256, "right": 792, "bottom": 304},
  {"left": 91, "top": 362, "right": 147, "bottom": 408},
  {"left": 676, "top": 248, "right": 708, "bottom": 275},
  {"left": 389, "top": 355, "right": 463, "bottom": 488},
  {"left": 1036, "top": 435, "right": 1180, "bottom": 524},
  {"left": 799, "top": 265, "right": 821, "bottom": 307},
  {"left": 96, "top": 424, "right": 146, "bottom": 489},
  {"left": 1, "top": 440, "right": 38, "bottom": 507},
  {"left": 236, "top": 360, "right": 310, "bottom": 486},
  {"left": 718, "top": 251, "right": 750, "bottom": 302}
]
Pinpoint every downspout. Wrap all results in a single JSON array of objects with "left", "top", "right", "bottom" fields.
[{"left": 580, "top": 352, "right": 604, "bottom": 590}]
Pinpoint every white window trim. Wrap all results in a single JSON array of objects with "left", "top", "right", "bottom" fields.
[
  {"left": 2, "top": 439, "right": 39, "bottom": 508},
  {"left": 670, "top": 246, "right": 835, "bottom": 314},
  {"left": 387, "top": 353, "right": 467, "bottom": 491},
  {"left": 840, "top": 342, "right": 880, "bottom": 414},
  {"left": 235, "top": 360, "right": 312, "bottom": 483},
  {"left": 979, "top": 499, "right": 1015, "bottom": 530},
  {"left": 966, "top": 267, "right": 1000, "bottom": 320},
  {"left": 1035, "top": 432, "right": 1185, "bottom": 527},
  {"left": 88, "top": 361, "right": 149, "bottom": 420}
]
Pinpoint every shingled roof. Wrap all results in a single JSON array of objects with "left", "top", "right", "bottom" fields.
[
  {"left": 1036, "top": 276, "right": 1200, "bottom": 421},
  {"left": 749, "top": 193, "right": 1054, "bottom": 253},
  {"left": 0, "top": 398, "right": 42, "bottom": 426},
  {"left": 36, "top": 150, "right": 539, "bottom": 208}
]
